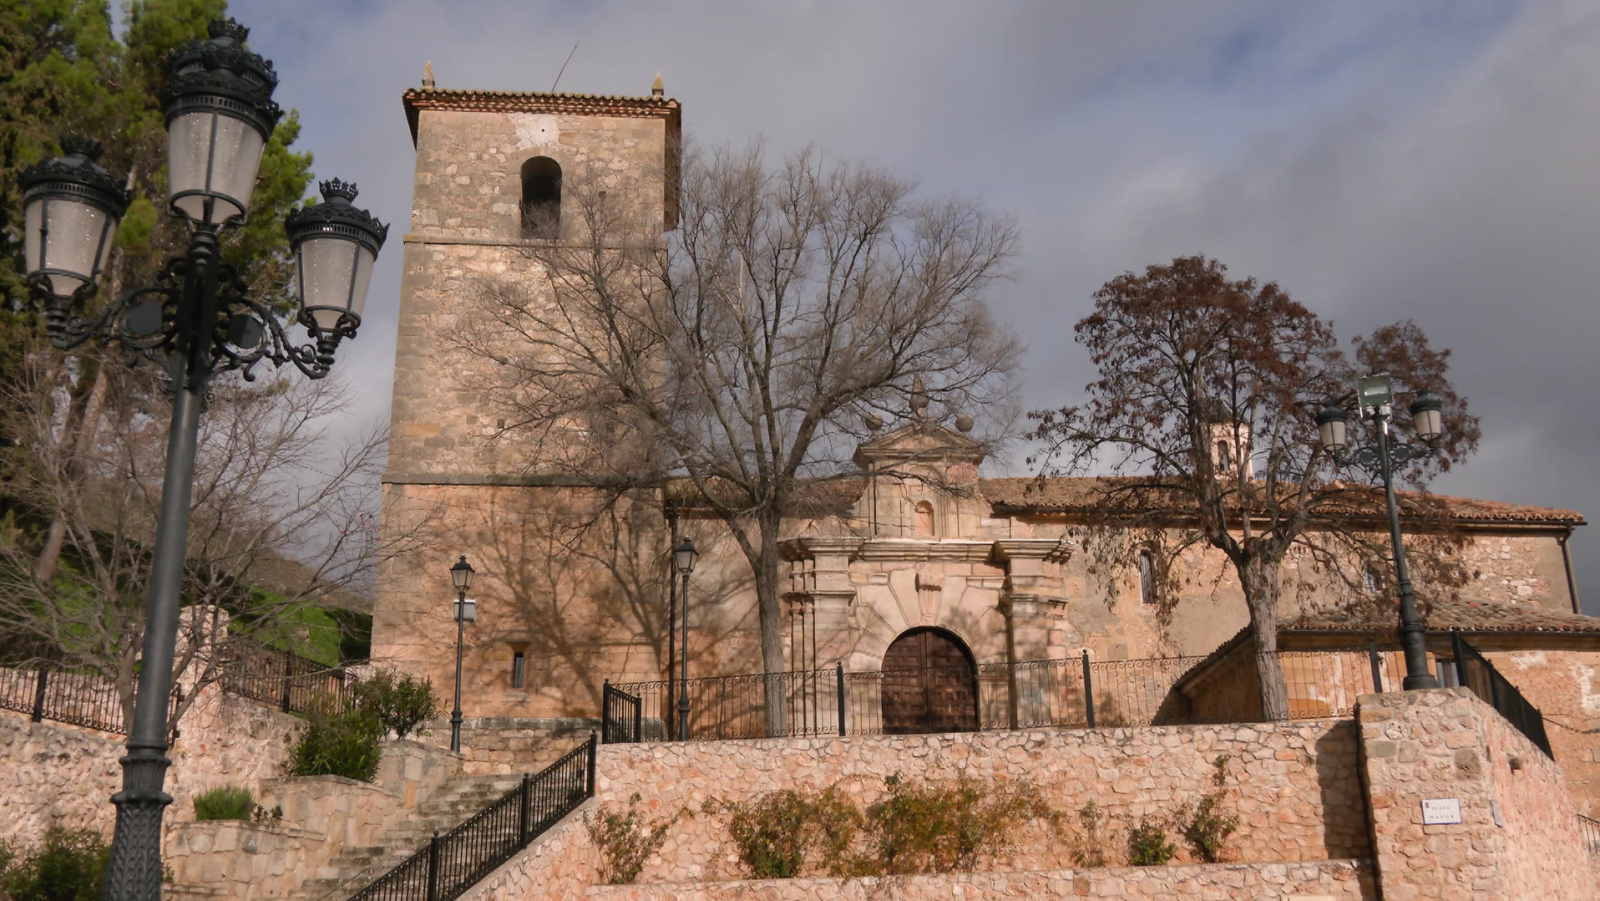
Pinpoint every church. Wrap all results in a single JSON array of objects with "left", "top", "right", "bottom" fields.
[{"left": 369, "top": 74, "right": 1596, "bottom": 805}]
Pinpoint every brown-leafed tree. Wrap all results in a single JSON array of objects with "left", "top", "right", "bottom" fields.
[
  {"left": 458, "top": 144, "right": 1021, "bottom": 729},
  {"left": 1029, "top": 256, "right": 1479, "bottom": 718}
]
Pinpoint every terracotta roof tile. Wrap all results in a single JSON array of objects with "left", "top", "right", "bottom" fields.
[
  {"left": 976, "top": 477, "right": 1583, "bottom": 526},
  {"left": 402, "top": 87, "right": 680, "bottom": 143},
  {"left": 1286, "top": 597, "right": 1600, "bottom": 635}
]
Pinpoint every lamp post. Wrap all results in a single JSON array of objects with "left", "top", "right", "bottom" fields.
[
  {"left": 1316, "top": 374, "right": 1444, "bottom": 691},
  {"left": 672, "top": 537, "right": 698, "bottom": 740},
  {"left": 449, "top": 555, "right": 476, "bottom": 753},
  {"left": 18, "top": 21, "right": 387, "bottom": 898}
]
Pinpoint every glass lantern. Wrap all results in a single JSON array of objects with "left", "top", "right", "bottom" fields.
[
  {"left": 284, "top": 180, "right": 389, "bottom": 341},
  {"left": 20, "top": 136, "right": 131, "bottom": 302},
  {"left": 160, "top": 19, "right": 281, "bottom": 227}
]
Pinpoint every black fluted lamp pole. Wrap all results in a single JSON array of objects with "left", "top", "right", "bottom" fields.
[
  {"left": 672, "top": 537, "right": 698, "bottom": 740},
  {"left": 449, "top": 555, "right": 476, "bottom": 753},
  {"left": 1317, "top": 375, "right": 1444, "bottom": 691},
  {"left": 17, "top": 20, "right": 387, "bottom": 899}
]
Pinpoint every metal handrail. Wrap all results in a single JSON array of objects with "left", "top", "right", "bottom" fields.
[{"left": 344, "top": 733, "right": 596, "bottom": 900}]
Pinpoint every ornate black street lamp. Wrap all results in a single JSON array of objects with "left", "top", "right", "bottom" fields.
[
  {"left": 449, "top": 555, "right": 476, "bottom": 753},
  {"left": 1316, "top": 374, "right": 1444, "bottom": 691},
  {"left": 19, "top": 20, "right": 387, "bottom": 899},
  {"left": 672, "top": 536, "right": 698, "bottom": 740}
]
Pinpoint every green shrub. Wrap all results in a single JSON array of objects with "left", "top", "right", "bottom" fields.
[
  {"left": 725, "top": 788, "right": 862, "bottom": 879},
  {"left": 1177, "top": 755, "right": 1240, "bottom": 863},
  {"left": 192, "top": 785, "right": 255, "bottom": 821},
  {"left": 353, "top": 669, "right": 438, "bottom": 739},
  {"left": 863, "top": 774, "right": 1051, "bottom": 875},
  {"left": 586, "top": 794, "right": 681, "bottom": 884},
  {"left": 290, "top": 699, "right": 384, "bottom": 782},
  {"left": 1125, "top": 816, "right": 1177, "bottom": 866},
  {"left": 0, "top": 828, "right": 109, "bottom": 900}
]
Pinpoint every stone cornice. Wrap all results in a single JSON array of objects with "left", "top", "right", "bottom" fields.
[
  {"left": 853, "top": 540, "right": 997, "bottom": 563},
  {"left": 990, "top": 539, "right": 1066, "bottom": 562}
]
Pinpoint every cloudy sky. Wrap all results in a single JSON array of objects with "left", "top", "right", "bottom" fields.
[{"left": 223, "top": 0, "right": 1600, "bottom": 612}]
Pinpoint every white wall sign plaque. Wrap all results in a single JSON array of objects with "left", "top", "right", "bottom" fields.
[{"left": 1421, "top": 798, "right": 1462, "bottom": 825}]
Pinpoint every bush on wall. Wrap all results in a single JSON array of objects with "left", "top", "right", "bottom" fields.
[
  {"left": 192, "top": 785, "right": 255, "bottom": 821},
  {"left": 353, "top": 669, "right": 438, "bottom": 739},
  {"left": 587, "top": 794, "right": 682, "bottom": 884},
  {"left": 290, "top": 698, "right": 383, "bottom": 782}
]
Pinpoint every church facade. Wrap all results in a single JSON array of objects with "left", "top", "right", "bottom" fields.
[{"left": 371, "top": 78, "right": 1585, "bottom": 735}]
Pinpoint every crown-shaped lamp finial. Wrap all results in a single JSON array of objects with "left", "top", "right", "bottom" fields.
[
  {"left": 319, "top": 178, "right": 359, "bottom": 204},
  {"left": 208, "top": 17, "right": 249, "bottom": 44}
]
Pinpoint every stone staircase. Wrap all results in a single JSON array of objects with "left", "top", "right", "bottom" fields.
[{"left": 290, "top": 772, "right": 527, "bottom": 901}]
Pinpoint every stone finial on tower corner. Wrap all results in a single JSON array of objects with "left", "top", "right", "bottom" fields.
[
  {"left": 652, "top": 71, "right": 663, "bottom": 96},
  {"left": 423, "top": 60, "right": 435, "bottom": 88}
]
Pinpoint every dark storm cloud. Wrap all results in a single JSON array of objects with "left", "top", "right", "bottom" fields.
[{"left": 221, "top": 0, "right": 1600, "bottom": 609}]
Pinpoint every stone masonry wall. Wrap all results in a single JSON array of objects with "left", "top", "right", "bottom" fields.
[
  {"left": 0, "top": 681, "right": 302, "bottom": 842},
  {"left": 164, "top": 820, "right": 327, "bottom": 897},
  {"left": 459, "top": 803, "right": 599, "bottom": 901},
  {"left": 1357, "top": 687, "right": 1591, "bottom": 900},
  {"left": 1487, "top": 646, "right": 1600, "bottom": 816},
  {"left": 586, "top": 859, "right": 1376, "bottom": 901},
  {"left": 592, "top": 721, "right": 1368, "bottom": 883}
]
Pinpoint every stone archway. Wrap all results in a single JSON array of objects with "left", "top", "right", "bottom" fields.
[{"left": 880, "top": 627, "right": 979, "bottom": 734}]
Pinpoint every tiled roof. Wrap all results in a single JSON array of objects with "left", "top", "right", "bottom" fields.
[
  {"left": 1286, "top": 597, "right": 1600, "bottom": 635},
  {"left": 976, "top": 477, "right": 1584, "bottom": 527},
  {"left": 403, "top": 87, "right": 680, "bottom": 142}
]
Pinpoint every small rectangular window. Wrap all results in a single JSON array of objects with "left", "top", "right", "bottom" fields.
[
  {"left": 1138, "top": 550, "right": 1158, "bottom": 605},
  {"left": 511, "top": 651, "right": 526, "bottom": 689}
]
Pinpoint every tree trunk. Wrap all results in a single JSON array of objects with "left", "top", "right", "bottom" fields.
[
  {"left": 755, "top": 516, "right": 789, "bottom": 736},
  {"left": 1239, "top": 554, "right": 1289, "bottom": 721},
  {"left": 34, "top": 361, "right": 110, "bottom": 583}
]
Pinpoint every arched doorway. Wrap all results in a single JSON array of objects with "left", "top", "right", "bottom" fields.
[{"left": 880, "top": 627, "right": 979, "bottom": 734}]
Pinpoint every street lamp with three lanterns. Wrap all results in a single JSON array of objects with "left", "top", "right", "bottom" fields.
[
  {"left": 19, "top": 19, "right": 387, "bottom": 898},
  {"left": 1315, "top": 374, "right": 1446, "bottom": 691}
]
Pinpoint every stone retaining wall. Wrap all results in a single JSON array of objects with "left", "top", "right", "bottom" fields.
[
  {"left": 593, "top": 720, "right": 1368, "bottom": 882},
  {"left": 0, "top": 681, "right": 303, "bottom": 842},
  {"left": 459, "top": 803, "right": 599, "bottom": 900},
  {"left": 585, "top": 859, "right": 1375, "bottom": 900},
  {"left": 165, "top": 821, "right": 327, "bottom": 897},
  {"left": 1358, "top": 687, "right": 1592, "bottom": 900}
]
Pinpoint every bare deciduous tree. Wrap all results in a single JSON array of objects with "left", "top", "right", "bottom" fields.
[
  {"left": 0, "top": 354, "right": 433, "bottom": 727},
  {"left": 1029, "top": 256, "right": 1479, "bottom": 718},
  {"left": 458, "top": 143, "right": 1021, "bottom": 726}
]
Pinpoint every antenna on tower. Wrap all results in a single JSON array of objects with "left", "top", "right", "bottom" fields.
[{"left": 550, "top": 42, "right": 579, "bottom": 93}]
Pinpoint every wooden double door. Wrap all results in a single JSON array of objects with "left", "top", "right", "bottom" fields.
[{"left": 880, "top": 627, "right": 979, "bottom": 734}]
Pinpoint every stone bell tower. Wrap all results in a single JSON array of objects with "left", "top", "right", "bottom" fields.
[
  {"left": 386, "top": 71, "right": 682, "bottom": 480},
  {"left": 371, "top": 68, "right": 682, "bottom": 717}
]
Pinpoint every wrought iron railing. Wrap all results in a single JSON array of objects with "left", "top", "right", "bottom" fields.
[
  {"left": 602, "top": 646, "right": 1403, "bottom": 743},
  {"left": 601, "top": 680, "right": 642, "bottom": 744},
  {"left": 220, "top": 636, "right": 358, "bottom": 715},
  {"left": 1451, "top": 630, "right": 1553, "bottom": 758},
  {"left": 346, "top": 733, "right": 597, "bottom": 901},
  {"left": 1579, "top": 814, "right": 1600, "bottom": 865},
  {"left": 0, "top": 666, "right": 128, "bottom": 733}
]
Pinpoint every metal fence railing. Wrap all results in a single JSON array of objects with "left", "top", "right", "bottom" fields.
[
  {"left": 0, "top": 666, "right": 129, "bottom": 734},
  {"left": 346, "top": 733, "right": 596, "bottom": 901},
  {"left": 602, "top": 646, "right": 1406, "bottom": 743},
  {"left": 1452, "top": 630, "right": 1553, "bottom": 758},
  {"left": 601, "top": 680, "right": 643, "bottom": 744},
  {"left": 220, "top": 637, "right": 359, "bottom": 715},
  {"left": 1579, "top": 814, "right": 1600, "bottom": 866},
  {"left": 0, "top": 636, "right": 353, "bottom": 736}
]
